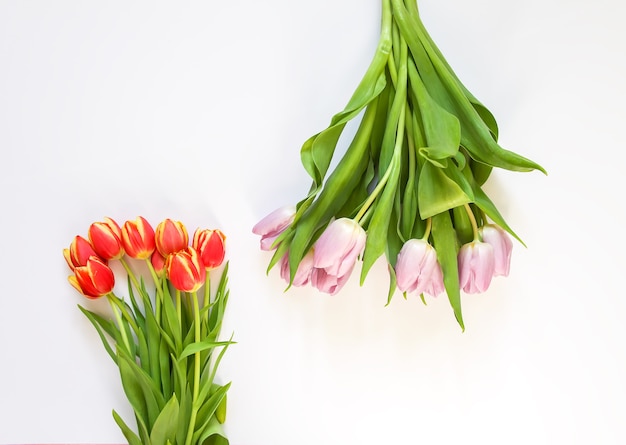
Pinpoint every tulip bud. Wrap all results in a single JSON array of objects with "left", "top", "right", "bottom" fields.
[
  {"left": 155, "top": 218, "right": 189, "bottom": 257},
  {"left": 121, "top": 216, "right": 156, "bottom": 259},
  {"left": 310, "top": 264, "right": 355, "bottom": 296},
  {"left": 395, "top": 239, "right": 444, "bottom": 297},
  {"left": 252, "top": 206, "right": 296, "bottom": 251},
  {"left": 88, "top": 217, "right": 124, "bottom": 260},
  {"left": 458, "top": 241, "right": 495, "bottom": 294},
  {"left": 151, "top": 250, "right": 167, "bottom": 277},
  {"left": 64, "top": 235, "right": 99, "bottom": 270},
  {"left": 313, "top": 218, "right": 366, "bottom": 278},
  {"left": 279, "top": 250, "right": 314, "bottom": 287},
  {"left": 479, "top": 224, "right": 513, "bottom": 277},
  {"left": 69, "top": 256, "right": 115, "bottom": 299},
  {"left": 166, "top": 247, "right": 206, "bottom": 292},
  {"left": 192, "top": 229, "right": 226, "bottom": 270}
]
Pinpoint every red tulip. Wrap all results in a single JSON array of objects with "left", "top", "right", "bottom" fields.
[
  {"left": 192, "top": 229, "right": 226, "bottom": 270},
  {"left": 69, "top": 256, "right": 115, "bottom": 299},
  {"left": 64, "top": 235, "right": 99, "bottom": 270},
  {"left": 155, "top": 218, "right": 189, "bottom": 256},
  {"left": 88, "top": 217, "right": 124, "bottom": 260},
  {"left": 166, "top": 247, "right": 206, "bottom": 292},
  {"left": 121, "top": 216, "right": 156, "bottom": 259},
  {"left": 151, "top": 250, "right": 167, "bottom": 277}
]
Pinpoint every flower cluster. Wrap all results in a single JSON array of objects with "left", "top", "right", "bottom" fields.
[
  {"left": 65, "top": 216, "right": 231, "bottom": 445},
  {"left": 254, "top": 0, "right": 544, "bottom": 329}
]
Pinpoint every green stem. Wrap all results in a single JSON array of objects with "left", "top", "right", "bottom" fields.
[
  {"left": 421, "top": 218, "right": 432, "bottom": 241},
  {"left": 464, "top": 203, "right": 480, "bottom": 241},
  {"left": 355, "top": 32, "right": 408, "bottom": 225},
  {"left": 145, "top": 259, "right": 163, "bottom": 321},
  {"left": 203, "top": 272, "right": 211, "bottom": 327},
  {"left": 119, "top": 258, "right": 141, "bottom": 292},
  {"left": 184, "top": 291, "right": 202, "bottom": 445},
  {"left": 107, "top": 293, "right": 131, "bottom": 354}
]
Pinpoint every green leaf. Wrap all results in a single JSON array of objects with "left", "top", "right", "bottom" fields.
[
  {"left": 192, "top": 383, "right": 231, "bottom": 445},
  {"left": 394, "top": 0, "right": 545, "bottom": 174},
  {"left": 117, "top": 349, "right": 165, "bottom": 430},
  {"left": 149, "top": 395, "right": 179, "bottom": 445},
  {"left": 289, "top": 102, "right": 379, "bottom": 282},
  {"left": 431, "top": 211, "right": 464, "bottom": 330},
  {"left": 196, "top": 415, "right": 229, "bottom": 445},
  {"left": 409, "top": 59, "right": 461, "bottom": 163},
  {"left": 77, "top": 305, "right": 117, "bottom": 364},
  {"left": 112, "top": 410, "right": 143, "bottom": 445},
  {"left": 385, "top": 263, "right": 398, "bottom": 306},
  {"left": 179, "top": 339, "right": 235, "bottom": 360},
  {"left": 418, "top": 162, "right": 472, "bottom": 218},
  {"left": 360, "top": 142, "right": 402, "bottom": 284}
]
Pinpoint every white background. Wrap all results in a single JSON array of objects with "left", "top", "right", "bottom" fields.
[{"left": 1, "top": 0, "right": 625, "bottom": 444}]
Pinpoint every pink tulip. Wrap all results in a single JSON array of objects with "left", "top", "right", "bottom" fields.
[
  {"left": 252, "top": 206, "right": 296, "bottom": 251},
  {"left": 279, "top": 250, "right": 315, "bottom": 287},
  {"left": 458, "top": 241, "right": 495, "bottom": 294},
  {"left": 310, "top": 264, "right": 355, "bottom": 296},
  {"left": 395, "top": 239, "right": 444, "bottom": 297},
  {"left": 313, "top": 218, "right": 366, "bottom": 278},
  {"left": 480, "top": 224, "right": 513, "bottom": 277}
]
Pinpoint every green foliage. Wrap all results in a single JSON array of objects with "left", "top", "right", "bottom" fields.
[
  {"left": 80, "top": 264, "right": 232, "bottom": 445},
  {"left": 266, "top": 0, "right": 545, "bottom": 329}
]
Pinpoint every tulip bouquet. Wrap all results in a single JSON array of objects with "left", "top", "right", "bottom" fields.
[
  {"left": 64, "top": 216, "right": 231, "bottom": 445},
  {"left": 254, "top": 0, "right": 545, "bottom": 329}
]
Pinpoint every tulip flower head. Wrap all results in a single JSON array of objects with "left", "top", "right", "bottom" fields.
[
  {"left": 64, "top": 235, "right": 99, "bottom": 270},
  {"left": 313, "top": 218, "right": 366, "bottom": 278},
  {"left": 279, "top": 250, "right": 314, "bottom": 287},
  {"left": 311, "top": 263, "right": 355, "bottom": 296},
  {"left": 121, "top": 216, "right": 156, "bottom": 260},
  {"left": 395, "top": 239, "right": 444, "bottom": 297},
  {"left": 166, "top": 247, "right": 206, "bottom": 293},
  {"left": 69, "top": 256, "right": 115, "bottom": 299},
  {"left": 458, "top": 241, "right": 495, "bottom": 294},
  {"left": 193, "top": 228, "right": 226, "bottom": 270},
  {"left": 151, "top": 250, "right": 167, "bottom": 277},
  {"left": 155, "top": 218, "right": 189, "bottom": 257},
  {"left": 480, "top": 224, "right": 513, "bottom": 277},
  {"left": 252, "top": 206, "right": 296, "bottom": 251},
  {"left": 88, "top": 217, "right": 124, "bottom": 261}
]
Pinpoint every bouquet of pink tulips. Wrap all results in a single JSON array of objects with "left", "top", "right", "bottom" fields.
[
  {"left": 254, "top": 0, "right": 545, "bottom": 329},
  {"left": 64, "top": 216, "right": 232, "bottom": 445}
]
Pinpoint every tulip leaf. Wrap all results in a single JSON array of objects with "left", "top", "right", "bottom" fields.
[
  {"left": 361, "top": 147, "right": 402, "bottom": 284},
  {"left": 117, "top": 348, "right": 165, "bottom": 429},
  {"left": 112, "top": 410, "right": 143, "bottom": 445},
  {"left": 409, "top": 58, "right": 461, "bottom": 163},
  {"left": 195, "top": 415, "right": 229, "bottom": 445},
  {"left": 77, "top": 305, "right": 117, "bottom": 364},
  {"left": 179, "top": 340, "right": 234, "bottom": 360},
  {"left": 431, "top": 211, "right": 464, "bottom": 330},
  {"left": 386, "top": 263, "right": 398, "bottom": 306},
  {"left": 149, "top": 394, "right": 179, "bottom": 445},
  {"left": 192, "top": 383, "right": 231, "bottom": 445},
  {"left": 289, "top": 102, "right": 379, "bottom": 281},
  {"left": 418, "top": 162, "right": 472, "bottom": 219},
  {"left": 393, "top": 0, "right": 545, "bottom": 174}
]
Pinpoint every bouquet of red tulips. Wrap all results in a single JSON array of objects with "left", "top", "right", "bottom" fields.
[
  {"left": 64, "top": 216, "right": 232, "bottom": 445},
  {"left": 254, "top": 0, "right": 544, "bottom": 330}
]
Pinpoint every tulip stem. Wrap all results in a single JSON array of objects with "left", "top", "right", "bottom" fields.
[
  {"left": 421, "top": 218, "right": 432, "bottom": 241},
  {"left": 145, "top": 259, "right": 163, "bottom": 320},
  {"left": 464, "top": 203, "right": 480, "bottom": 241},
  {"left": 203, "top": 273, "right": 211, "bottom": 326},
  {"left": 185, "top": 291, "right": 202, "bottom": 445},
  {"left": 355, "top": 104, "right": 406, "bottom": 225},
  {"left": 119, "top": 258, "right": 141, "bottom": 294},
  {"left": 107, "top": 293, "right": 131, "bottom": 354}
]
